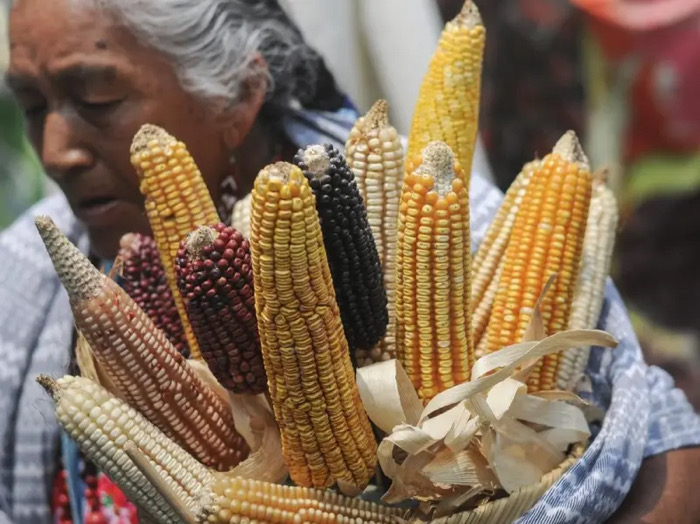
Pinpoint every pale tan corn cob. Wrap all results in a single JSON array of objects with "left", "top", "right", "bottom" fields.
[
  {"left": 471, "top": 160, "right": 539, "bottom": 355},
  {"left": 407, "top": 1, "right": 485, "bottom": 179},
  {"left": 35, "top": 216, "right": 249, "bottom": 471},
  {"left": 131, "top": 124, "right": 222, "bottom": 360},
  {"left": 556, "top": 170, "right": 619, "bottom": 390},
  {"left": 204, "top": 477, "right": 405, "bottom": 523},
  {"left": 37, "top": 375, "right": 213, "bottom": 524},
  {"left": 395, "top": 142, "right": 473, "bottom": 400},
  {"left": 345, "top": 100, "right": 405, "bottom": 366},
  {"left": 249, "top": 162, "right": 377, "bottom": 491},
  {"left": 231, "top": 192, "right": 252, "bottom": 239},
  {"left": 485, "top": 132, "right": 593, "bottom": 392}
]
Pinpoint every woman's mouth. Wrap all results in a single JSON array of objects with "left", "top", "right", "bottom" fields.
[{"left": 74, "top": 196, "right": 121, "bottom": 225}]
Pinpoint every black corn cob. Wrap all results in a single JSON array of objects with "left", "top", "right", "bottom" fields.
[
  {"left": 118, "top": 233, "right": 190, "bottom": 358},
  {"left": 293, "top": 144, "right": 389, "bottom": 352},
  {"left": 175, "top": 223, "right": 267, "bottom": 394}
]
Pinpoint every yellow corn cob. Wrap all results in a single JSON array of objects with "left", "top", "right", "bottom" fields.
[
  {"left": 37, "top": 375, "right": 213, "bottom": 524},
  {"left": 231, "top": 192, "right": 252, "bottom": 239},
  {"left": 35, "top": 216, "right": 249, "bottom": 471},
  {"left": 556, "top": 170, "right": 619, "bottom": 390},
  {"left": 407, "top": 0, "right": 485, "bottom": 179},
  {"left": 345, "top": 100, "right": 405, "bottom": 366},
  {"left": 204, "top": 477, "right": 404, "bottom": 523},
  {"left": 249, "top": 162, "right": 377, "bottom": 491},
  {"left": 130, "top": 124, "right": 222, "bottom": 360},
  {"left": 471, "top": 160, "right": 539, "bottom": 355},
  {"left": 486, "top": 131, "right": 593, "bottom": 392},
  {"left": 395, "top": 142, "right": 473, "bottom": 400}
]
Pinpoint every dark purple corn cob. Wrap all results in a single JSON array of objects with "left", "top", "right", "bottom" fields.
[
  {"left": 175, "top": 223, "right": 267, "bottom": 394},
  {"left": 293, "top": 143, "right": 389, "bottom": 354},
  {"left": 118, "top": 233, "right": 190, "bottom": 358}
]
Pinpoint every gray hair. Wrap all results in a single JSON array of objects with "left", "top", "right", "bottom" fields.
[{"left": 82, "top": 0, "right": 341, "bottom": 114}]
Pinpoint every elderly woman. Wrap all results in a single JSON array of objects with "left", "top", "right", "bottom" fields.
[{"left": 1, "top": 0, "right": 698, "bottom": 523}]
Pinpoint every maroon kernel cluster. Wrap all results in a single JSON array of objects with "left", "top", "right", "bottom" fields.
[
  {"left": 175, "top": 223, "right": 267, "bottom": 394},
  {"left": 118, "top": 233, "right": 190, "bottom": 358}
]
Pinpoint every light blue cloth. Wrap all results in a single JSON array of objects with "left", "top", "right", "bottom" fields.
[{"left": 0, "top": 103, "right": 698, "bottom": 524}]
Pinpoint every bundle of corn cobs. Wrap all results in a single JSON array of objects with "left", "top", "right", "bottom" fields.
[{"left": 36, "top": 2, "right": 621, "bottom": 523}]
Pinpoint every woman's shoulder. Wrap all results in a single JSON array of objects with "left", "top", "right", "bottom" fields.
[{"left": 0, "top": 194, "right": 84, "bottom": 314}]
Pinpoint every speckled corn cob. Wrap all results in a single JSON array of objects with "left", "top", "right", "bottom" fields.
[
  {"left": 37, "top": 375, "right": 212, "bottom": 524},
  {"left": 35, "top": 216, "right": 249, "bottom": 471},
  {"left": 294, "top": 144, "right": 388, "bottom": 356},
  {"left": 395, "top": 142, "right": 473, "bottom": 400},
  {"left": 204, "top": 477, "right": 404, "bottom": 523},
  {"left": 175, "top": 223, "right": 267, "bottom": 394},
  {"left": 118, "top": 233, "right": 190, "bottom": 358},
  {"left": 556, "top": 170, "right": 618, "bottom": 390},
  {"left": 471, "top": 160, "right": 538, "bottom": 356},
  {"left": 131, "top": 124, "right": 222, "bottom": 360},
  {"left": 231, "top": 193, "right": 252, "bottom": 239},
  {"left": 407, "top": 1, "right": 485, "bottom": 179},
  {"left": 486, "top": 131, "right": 593, "bottom": 392},
  {"left": 345, "top": 100, "right": 405, "bottom": 366},
  {"left": 249, "top": 162, "right": 377, "bottom": 492}
]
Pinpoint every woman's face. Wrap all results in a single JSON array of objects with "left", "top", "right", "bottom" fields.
[{"left": 8, "top": 0, "right": 234, "bottom": 258}]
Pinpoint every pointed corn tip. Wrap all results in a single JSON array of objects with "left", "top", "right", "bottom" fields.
[
  {"left": 36, "top": 375, "right": 58, "bottom": 398},
  {"left": 130, "top": 123, "right": 176, "bottom": 156},
  {"left": 456, "top": 0, "right": 482, "bottom": 28},
  {"left": 362, "top": 100, "right": 389, "bottom": 131},
  {"left": 592, "top": 167, "right": 610, "bottom": 186},
  {"left": 35, "top": 214, "right": 104, "bottom": 301},
  {"left": 261, "top": 161, "right": 295, "bottom": 183},
  {"left": 552, "top": 130, "right": 590, "bottom": 170},
  {"left": 417, "top": 142, "right": 456, "bottom": 196},
  {"left": 302, "top": 144, "right": 331, "bottom": 177},
  {"left": 184, "top": 225, "right": 218, "bottom": 261}
]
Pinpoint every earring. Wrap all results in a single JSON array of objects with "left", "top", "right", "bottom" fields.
[{"left": 218, "top": 152, "right": 240, "bottom": 224}]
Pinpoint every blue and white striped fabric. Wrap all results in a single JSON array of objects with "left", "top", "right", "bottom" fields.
[{"left": 0, "top": 104, "right": 698, "bottom": 524}]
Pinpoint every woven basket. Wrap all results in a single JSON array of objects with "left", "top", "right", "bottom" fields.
[{"left": 429, "top": 445, "right": 584, "bottom": 524}]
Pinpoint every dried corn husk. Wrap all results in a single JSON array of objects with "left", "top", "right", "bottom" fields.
[{"left": 357, "top": 282, "right": 618, "bottom": 511}]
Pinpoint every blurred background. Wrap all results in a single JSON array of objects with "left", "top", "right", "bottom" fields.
[{"left": 2, "top": 0, "right": 699, "bottom": 407}]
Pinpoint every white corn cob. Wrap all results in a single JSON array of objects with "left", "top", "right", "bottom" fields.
[
  {"left": 230, "top": 192, "right": 252, "bottom": 239},
  {"left": 345, "top": 100, "right": 405, "bottom": 366},
  {"left": 471, "top": 160, "right": 538, "bottom": 355},
  {"left": 37, "top": 375, "right": 212, "bottom": 524},
  {"left": 556, "top": 171, "right": 619, "bottom": 390}
]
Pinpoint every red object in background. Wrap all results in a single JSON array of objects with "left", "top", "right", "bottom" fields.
[{"left": 574, "top": 0, "right": 700, "bottom": 163}]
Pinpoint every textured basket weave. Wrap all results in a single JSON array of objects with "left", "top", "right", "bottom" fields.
[{"left": 429, "top": 445, "right": 584, "bottom": 524}]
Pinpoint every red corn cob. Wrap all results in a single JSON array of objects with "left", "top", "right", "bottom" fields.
[{"left": 175, "top": 223, "right": 267, "bottom": 394}]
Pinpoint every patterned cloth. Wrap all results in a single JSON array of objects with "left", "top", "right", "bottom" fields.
[{"left": 1, "top": 106, "right": 699, "bottom": 524}]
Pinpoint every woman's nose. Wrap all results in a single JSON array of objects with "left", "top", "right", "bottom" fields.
[{"left": 41, "top": 110, "right": 93, "bottom": 180}]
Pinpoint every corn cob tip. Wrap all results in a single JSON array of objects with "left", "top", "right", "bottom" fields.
[
  {"left": 593, "top": 166, "right": 610, "bottom": 185},
  {"left": 455, "top": 0, "right": 482, "bottom": 27},
  {"left": 260, "top": 161, "right": 296, "bottom": 183},
  {"left": 130, "top": 123, "right": 176, "bottom": 157},
  {"left": 301, "top": 144, "right": 331, "bottom": 176},
  {"left": 417, "top": 141, "right": 456, "bottom": 195},
  {"left": 35, "top": 215, "right": 103, "bottom": 300},
  {"left": 553, "top": 130, "right": 590, "bottom": 170},
  {"left": 36, "top": 374, "right": 58, "bottom": 398},
  {"left": 183, "top": 225, "right": 218, "bottom": 261},
  {"left": 360, "top": 99, "right": 389, "bottom": 131}
]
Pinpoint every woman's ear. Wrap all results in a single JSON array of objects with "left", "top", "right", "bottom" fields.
[{"left": 221, "top": 54, "right": 269, "bottom": 150}]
